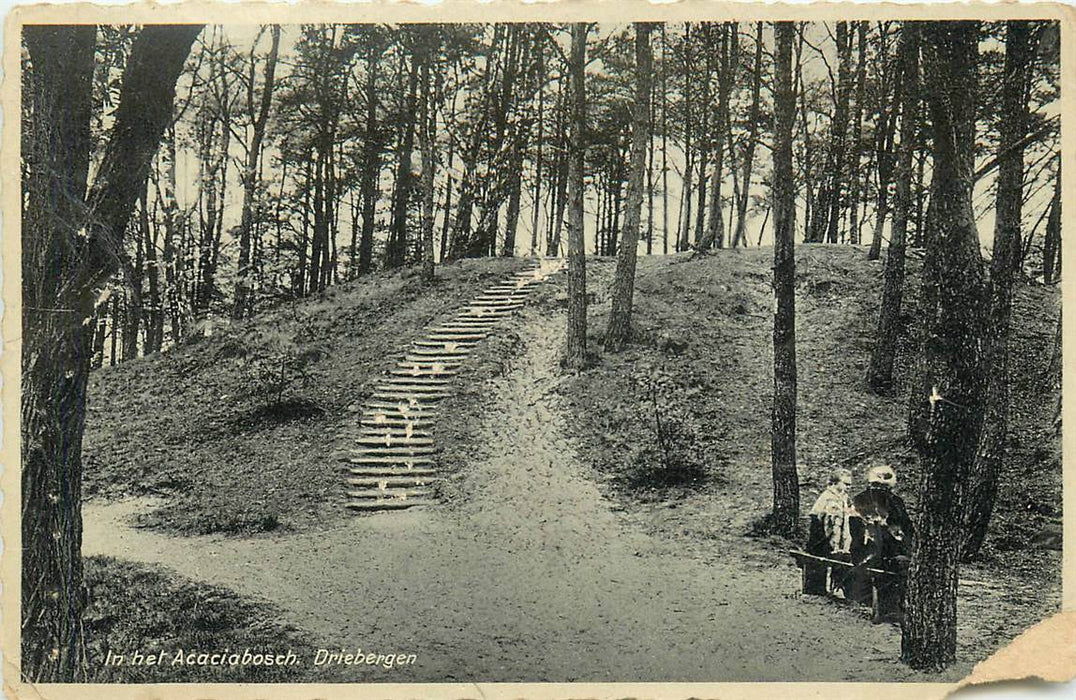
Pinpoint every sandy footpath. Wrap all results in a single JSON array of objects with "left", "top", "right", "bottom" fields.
[{"left": 85, "top": 308, "right": 985, "bottom": 683}]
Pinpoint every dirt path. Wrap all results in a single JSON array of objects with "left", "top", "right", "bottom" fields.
[{"left": 84, "top": 306, "right": 963, "bottom": 683}]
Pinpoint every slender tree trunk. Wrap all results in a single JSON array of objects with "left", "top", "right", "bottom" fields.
[
  {"left": 661, "top": 25, "right": 670, "bottom": 256},
  {"left": 963, "top": 21, "right": 1034, "bottom": 560},
  {"left": 141, "top": 182, "right": 163, "bottom": 353},
  {"left": 233, "top": 26, "right": 280, "bottom": 319},
  {"left": 503, "top": 137, "right": 524, "bottom": 257},
  {"left": 1043, "top": 172, "right": 1061, "bottom": 283},
  {"left": 902, "top": 20, "right": 986, "bottom": 672},
  {"left": 770, "top": 22, "right": 799, "bottom": 538},
  {"left": 826, "top": 21, "right": 853, "bottom": 244},
  {"left": 387, "top": 47, "right": 420, "bottom": 268},
  {"left": 530, "top": 48, "right": 545, "bottom": 256},
  {"left": 358, "top": 41, "right": 380, "bottom": 275},
  {"left": 867, "top": 23, "right": 918, "bottom": 394},
  {"left": 678, "top": 23, "right": 694, "bottom": 253},
  {"left": 849, "top": 21, "right": 868, "bottom": 245},
  {"left": 733, "top": 23, "right": 764, "bottom": 248},
  {"left": 565, "top": 23, "right": 589, "bottom": 369},
  {"left": 606, "top": 23, "right": 652, "bottom": 351},
  {"left": 418, "top": 40, "right": 437, "bottom": 282},
  {"left": 702, "top": 24, "right": 730, "bottom": 251}
]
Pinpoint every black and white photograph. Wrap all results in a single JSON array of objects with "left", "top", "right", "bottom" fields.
[{"left": 6, "top": 2, "right": 1072, "bottom": 696}]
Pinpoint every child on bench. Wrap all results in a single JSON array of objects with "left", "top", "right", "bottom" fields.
[{"left": 805, "top": 468, "right": 854, "bottom": 596}]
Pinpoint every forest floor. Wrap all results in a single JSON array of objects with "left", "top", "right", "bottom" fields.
[{"left": 81, "top": 247, "right": 1061, "bottom": 683}]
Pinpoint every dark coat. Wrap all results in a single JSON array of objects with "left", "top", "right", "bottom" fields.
[{"left": 849, "top": 484, "right": 915, "bottom": 568}]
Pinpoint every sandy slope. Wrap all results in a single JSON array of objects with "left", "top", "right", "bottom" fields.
[{"left": 86, "top": 307, "right": 981, "bottom": 683}]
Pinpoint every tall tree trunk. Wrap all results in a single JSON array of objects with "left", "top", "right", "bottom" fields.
[
  {"left": 503, "top": 138, "right": 524, "bottom": 257},
  {"left": 530, "top": 47, "right": 545, "bottom": 256},
  {"left": 141, "top": 181, "right": 163, "bottom": 353},
  {"left": 868, "top": 64, "right": 900, "bottom": 261},
  {"left": 826, "top": 21, "right": 853, "bottom": 244},
  {"left": 1042, "top": 172, "right": 1061, "bottom": 283},
  {"left": 22, "top": 24, "right": 200, "bottom": 682},
  {"left": 358, "top": 40, "right": 380, "bottom": 275},
  {"left": 902, "top": 20, "right": 986, "bottom": 672},
  {"left": 661, "top": 25, "right": 670, "bottom": 255},
  {"left": 123, "top": 197, "right": 145, "bottom": 361},
  {"left": 693, "top": 26, "right": 711, "bottom": 247},
  {"left": 733, "top": 23, "right": 764, "bottom": 248},
  {"left": 770, "top": 22, "right": 799, "bottom": 538},
  {"left": 565, "top": 23, "right": 589, "bottom": 369},
  {"left": 702, "top": 23, "right": 730, "bottom": 251},
  {"left": 233, "top": 26, "right": 280, "bottom": 319},
  {"left": 387, "top": 47, "right": 420, "bottom": 268},
  {"left": 963, "top": 20, "right": 1034, "bottom": 560},
  {"left": 867, "top": 23, "right": 918, "bottom": 394},
  {"left": 678, "top": 23, "right": 694, "bottom": 253},
  {"left": 606, "top": 23, "right": 652, "bottom": 351},
  {"left": 418, "top": 40, "right": 437, "bottom": 282},
  {"left": 849, "top": 21, "right": 868, "bottom": 245}
]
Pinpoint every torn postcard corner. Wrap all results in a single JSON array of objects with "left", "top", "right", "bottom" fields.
[{"left": 956, "top": 611, "right": 1076, "bottom": 691}]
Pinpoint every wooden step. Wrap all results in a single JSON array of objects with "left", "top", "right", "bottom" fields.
[
  {"left": 389, "top": 368, "right": 457, "bottom": 378},
  {"left": 423, "top": 335, "right": 488, "bottom": 344},
  {"left": 348, "top": 465, "right": 437, "bottom": 477},
  {"left": 395, "top": 360, "right": 461, "bottom": 369},
  {"left": 371, "top": 391, "right": 448, "bottom": 402},
  {"left": 461, "top": 305, "right": 521, "bottom": 313},
  {"left": 413, "top": 339, "right": 478, "bottom": 349},
  {"left": 347, "top": 487, "right": 434, "bottom": 500},
  {"left": 361, "top": 406, "right": 436, "bottom": 417},
  {"left": 348, "top": 445, "right": 438, "bottom": 455},
  {"left": 408, "top": 346, "right": 472, "bottom": 356},
  {"left": 376, "top": 382, "right": 451, "bottom": 392},
  {"left": 380, "top": 375, "right": 451, "bottom": 385},
  {"left": 345, "top": 454, "right": 436, "bottom": 466},
  {"left": 354, "top": 435, "right": 435, "bottom": 447},
  {"left": 345, "top": 499, "right": 436, "bottom": 511},
  {"left": 427, "top": 326, "right": 492, "bottom": 335},
  {"left": 468, "top": 299, "right": 525, "bottom": 306},
  {"left": 359, "top": 427, "right": 433, "bottom": 438},
  {"left": 346, "top": 475, "right": 438, "bottom": 488}
]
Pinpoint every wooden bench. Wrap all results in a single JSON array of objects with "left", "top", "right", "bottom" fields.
[{"left": 789, "top": 549, "right": 902, "bottom": 624}]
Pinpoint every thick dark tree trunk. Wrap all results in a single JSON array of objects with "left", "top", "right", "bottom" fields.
[
  {"left": 606, "top": 23, "right": 653, "bottom": 351},
  {"left": 565, "top": 23, "right": 588, "bottom": 369},
  {"left": 21, "top": 24, "right": 200, "bottom": 682},
  {"left": 826, "top": 22, "right": 853, "bottom": 244},
  {"left": 902, "top": 20, "right": 986, "bottom": 672},
  {"left": 867, "top": 23, "right": 918, "bottom": 394},
  {"left": 963, "top": 21, "right": 1034, "bottom": 561},
  {"left": 770, "top": 22, "right": 799, "bottom": 538}
]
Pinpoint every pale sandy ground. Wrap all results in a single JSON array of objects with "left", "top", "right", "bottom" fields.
[{"left": 84, "top": 306, "right": 1050, "bottom": 683}]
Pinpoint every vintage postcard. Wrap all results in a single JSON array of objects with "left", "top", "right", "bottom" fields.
[{"left": 2, "top": 1, "right": 1073, "bottom": 699}]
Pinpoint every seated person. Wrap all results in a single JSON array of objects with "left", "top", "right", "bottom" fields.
[
  {"left": 848, "top": 464, "right": 915, "bottom": 617},
  {"left": 807, "top": 468, "right": 854, "bottom": 557},
  {"left": 803, "top": 468, "right": 853, "bottom": 595},
  {"left": 849, "top": 464, "right": 915, "bottom": 570}
]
